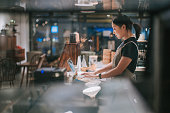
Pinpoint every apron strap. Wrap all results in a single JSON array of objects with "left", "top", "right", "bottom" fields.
[{"left": 122, "top": 41, "right": 138, "bottom": 51}]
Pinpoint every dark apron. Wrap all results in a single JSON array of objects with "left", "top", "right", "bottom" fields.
[{"left": 112, "top": 41, "right": 138, "bottom": 80}]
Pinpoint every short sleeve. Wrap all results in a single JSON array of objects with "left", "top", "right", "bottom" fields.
[{"left": 121, "top": 42, "right": 138, "bottom": 59}]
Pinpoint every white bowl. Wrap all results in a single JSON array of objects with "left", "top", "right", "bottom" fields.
[
  {"left": 82, "top": 86, "right": 101, "bottom": 98},
  {"left": 85, "top": 80, "right": 101, "bottom": 87}
]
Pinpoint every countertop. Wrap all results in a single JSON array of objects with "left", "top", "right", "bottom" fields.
[{"left": 0, "top": 76, "right": 153, "bottom": 113}]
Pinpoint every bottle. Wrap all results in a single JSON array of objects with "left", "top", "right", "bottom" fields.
[
  {"left": 81, "top": 55, "right": 87, "bottom": 67},
  {"left": 77, "top": 56, "right": 81, "bottom": 72}
]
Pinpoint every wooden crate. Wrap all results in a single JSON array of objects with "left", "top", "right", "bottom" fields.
[
  {"left": 6, "top": 49, "right": 25, "bottom": 62},
  {"left": 103, "top": 49, "right": 111, "bottom": 64}
]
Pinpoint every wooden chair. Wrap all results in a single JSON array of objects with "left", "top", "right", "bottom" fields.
[
  {"left": 0, "top": 60, "right": 2, "bottom": 88},
  {"left": 58, "top": 43, "right": 80, "bottom": 71},
  {"left": 28, "top": 54, "right": 41, "bottom": 73},
  {"left": 26, "top": 54, "right": 46, "bottom": 86},
  {"left": 26, "top": 51, "right": 42, "bottom": 62},
  {"left": 37, "top": 54, "right": 46, "bottom": 69},
  {"left": 0, "top": 58, "right": 16, "bottom": 88}
]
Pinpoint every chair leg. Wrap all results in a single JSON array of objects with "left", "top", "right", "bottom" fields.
[
  {"left": 0, "top": 82, "right": 2, "bottom": 89},
  {"left": 12, "top": 81, "right": 14, "bottom": 87},
  {"left": 29, "top": 78, "right": 34, "bottom": 87},
  {"left": 26, "top": 69, "right": 29, "bottom": 87},
  {"left": 9, "top": 82, "right": 11, "bottom": 87}
]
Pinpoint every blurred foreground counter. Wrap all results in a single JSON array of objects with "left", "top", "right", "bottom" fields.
[{"left": 0, "top": 76, "right": 153, "bottom": 113}]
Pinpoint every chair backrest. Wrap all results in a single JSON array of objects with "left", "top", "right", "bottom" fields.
[
  {"left": 37, "top": 54, "right": 46, "bottom": 69},
  {"left": 29, "top": 54, "right": 41, "bottom": 72},
  {"left": 29, "top": 54, "right": 46, "bottom": 72},
  {"left": 0, "top": 58, "right": 16, "bottom": 81},
  {"left": 26, "top": 51, "right": 42, "bottom": 62}
]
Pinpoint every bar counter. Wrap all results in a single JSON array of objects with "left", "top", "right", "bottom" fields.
[{"left": 0, "top": 75, "right": 153, "bottom": 113}]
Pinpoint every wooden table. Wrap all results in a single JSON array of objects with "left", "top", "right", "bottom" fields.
[{"left": 18, "top": 62, "right": 38, "bottom": 87}]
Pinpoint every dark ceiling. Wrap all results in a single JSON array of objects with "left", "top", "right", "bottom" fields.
[{"left": 0, "top": 0, "right": 170, "bottom": 13}]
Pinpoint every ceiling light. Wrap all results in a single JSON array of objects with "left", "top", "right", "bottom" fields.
[
  {"left": 90, "top": 0, "right": 98, "bottom": 5},
  {"left": 75, "top": 0, "right": 98, "bottom": 7},
  {"left": 45, "top": 21, "right": 48, "bottom": 24},
  {"left": 75, "top": 3, "right": 94, "bottom": 7},
  {"left": 36, "top": 19, "right": 39, "bottom": 22},
  {"left": 107, "top": 15, "right": 110, "bottom": 17},
  {"left": 42, "top": 23, "right": 45, "bottom": 26},
  {"left": 80, "top": 11, "right": 95, "bottom": 13},
  {"left": 36, "top": 24, "right": 38, "bottom": 27}
]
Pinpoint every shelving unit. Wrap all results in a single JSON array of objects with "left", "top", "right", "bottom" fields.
[{"left": 137, "top": 40, "right": 147, "bottom": 67}]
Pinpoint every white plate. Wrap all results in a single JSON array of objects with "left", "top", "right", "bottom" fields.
[{"left": 82, "top": 86, "right": 101, "bottom": 98}]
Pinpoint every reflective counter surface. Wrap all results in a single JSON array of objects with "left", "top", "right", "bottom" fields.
[{"left": 0, "top": 76, "right": 153, "bottom": 113}]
